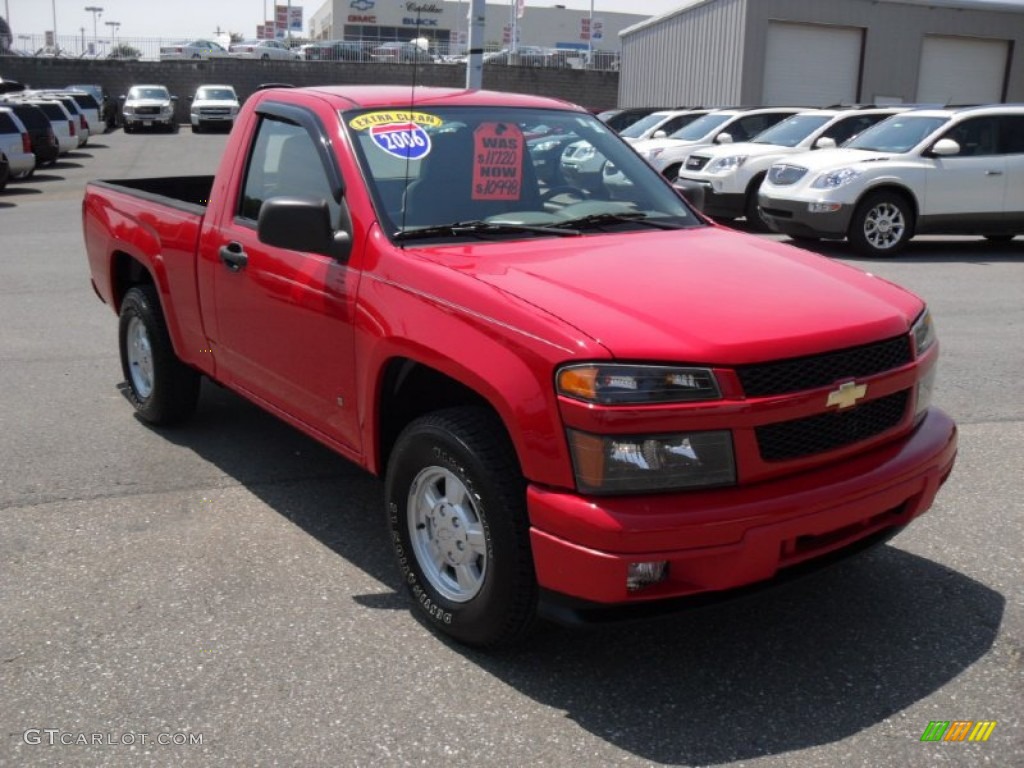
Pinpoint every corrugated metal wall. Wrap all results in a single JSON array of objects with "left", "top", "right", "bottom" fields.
[
  {"left": 621, "top": 0, "right": 1024, "bottom": 108},
  {"left": 618, "top": 0, "right": 747, "bottom": 107}
]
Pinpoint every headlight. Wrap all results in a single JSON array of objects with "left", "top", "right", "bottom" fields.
[
  {"left": 707, "top": 155, "right": 748, "bottom": 173},
  {"left": 557, "top": 364, "right": 721, "bottom": 404},
  {"left": 911, "top": 308, "right": 938, "bottom": 421},
  {"left": 911, "top": 308, "right": 936, "bottom": 357},
  {"left": 811, "top": 167, "right": 862, "bottom": 189},
  {"left": 533, "top": 139, "right": 560, "bottom": 152},
  {"left": 567, "top": 429, "right": 736, "bottom": 494}
]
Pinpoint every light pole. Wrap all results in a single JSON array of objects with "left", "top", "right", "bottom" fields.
[
  {"left": 587, "top": 0, "right": 594, "bottom": 68},
  {"left": 105, "top": 19, "right": 119, "bottom": 51},
  {"left": 85, "top": 6, "right": 103, "bottom": 42},
  {"left": 51, "top": 0, "right": 58, "bottom": 50}
]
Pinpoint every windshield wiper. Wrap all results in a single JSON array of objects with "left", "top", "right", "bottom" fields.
[
  {"left": 393, "top": 219, "right": 580, "bottom": 241},
  {"left": 551, "top": 212, "right": 687, "bottom": 231}
]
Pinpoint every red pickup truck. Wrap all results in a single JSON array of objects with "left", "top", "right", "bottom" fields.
[{"left": 83, "top": 86, "right": 957, "bottom": 646}]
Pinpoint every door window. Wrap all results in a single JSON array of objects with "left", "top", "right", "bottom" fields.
[{"left": 238, "top": 116, "right": 340, "bottom": 224}]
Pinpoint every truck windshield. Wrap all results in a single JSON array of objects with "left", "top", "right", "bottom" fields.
[{"left": 344, "top": 106, "right": 702, "bottom": 242}]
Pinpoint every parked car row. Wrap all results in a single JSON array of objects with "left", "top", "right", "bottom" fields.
[
  {"left": 581, "top": 102, "right": 1022, "bottom": 255},
  {"left": 117, "top": 82, "right": 241, "bottom": 134},
  {"left": 158, "top": 39, "right": 300, "bottom": 61},
  {"left": 0, "top": 84, "right": 107, "bottom": 191}
]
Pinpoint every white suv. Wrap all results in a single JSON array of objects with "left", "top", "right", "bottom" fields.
[
  {"left": 758, "top": 105, "right": 1024, "bottom": 255},
  {"left": 674, "top": 107, "right": 906, "bottom": 230},
  {"left": 0, "top": 106, "right": 36, "bottom": 179},
  {"left": 630, "top": 107, "right": 804, "bottom": 180}
]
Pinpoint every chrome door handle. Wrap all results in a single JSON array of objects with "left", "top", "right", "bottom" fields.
[{"left": 985, "top": 170, "right": 1004, "bottom": 176}]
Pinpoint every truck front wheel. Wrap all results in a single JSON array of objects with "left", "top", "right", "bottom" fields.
[
  {"left": 385, "top": 407, "right": 537, "bottom": 646},
  {"left": 118, "top": 285, "right": 200, "bottom": 425}
]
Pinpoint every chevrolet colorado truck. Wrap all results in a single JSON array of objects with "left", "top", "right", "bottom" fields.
[{"left": 83, "top": 86, "right": 958, "bottom": 647}]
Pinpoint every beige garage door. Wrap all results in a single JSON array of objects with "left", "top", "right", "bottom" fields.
[
  {"left": 917, "top": 35, "right": 1009, "bottom": 105},
  {"left": 763, "top": 22, "right": 863, "bottom": 107}
]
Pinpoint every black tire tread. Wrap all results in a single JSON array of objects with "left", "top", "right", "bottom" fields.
[
  {"left": 118, "top": 284, "right": 200, "bottom": 425},
  {"left": 386, "top": 406, "right": 537, "bottom": 647}
]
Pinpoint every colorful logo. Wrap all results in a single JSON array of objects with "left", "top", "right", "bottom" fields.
[
  {"left": 350, "top": 0, "right": 375, "bottom": 10},
  {"left": 370, "top": 122, "right": 431, "bottom": 160},
  {"left": 920, "top": 721, "right": 997, "bottom": 742}
]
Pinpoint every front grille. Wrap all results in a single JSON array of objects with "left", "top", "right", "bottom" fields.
[
  {"left": 685, "top": 155, "right": 709, "bottom": 171},
  {"left": 736, "top": 336, "right": 913, "bottom": 398},
  {"left": 199, "top": 107, "right": 230, "bottom": 115},
  {"left": 767, "top": 164, "right": 808, "bottom": 186},
  {"left": 135, "top": 106, "right": 160, "bottom": 115},
  {"left": 756, "top": 390, "right": 910, "bottom": 462}
]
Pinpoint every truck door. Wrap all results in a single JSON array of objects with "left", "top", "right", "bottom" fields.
[{"left": 207, "top": 108, "right": 362, "bottom": 454}]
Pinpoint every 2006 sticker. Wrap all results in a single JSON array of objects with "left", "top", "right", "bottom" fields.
[
  {"left": 370, "top": 122, "right": 431, "bottom": 160},
  {"left": 349, "top": 111, "right": 443, "bottom": 161}
]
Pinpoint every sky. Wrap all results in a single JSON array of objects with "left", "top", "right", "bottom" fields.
[{"left": 2, "top": 0, "right": 689, "bottom": 40}]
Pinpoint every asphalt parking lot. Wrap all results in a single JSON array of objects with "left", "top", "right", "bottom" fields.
[{"left": 1, "top": 127, "right": 1021, "bottom": 768}]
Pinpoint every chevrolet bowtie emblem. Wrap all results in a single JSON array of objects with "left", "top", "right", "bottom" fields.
[{"left": 826, "top": 381, "right": 867, "bottom": 409}]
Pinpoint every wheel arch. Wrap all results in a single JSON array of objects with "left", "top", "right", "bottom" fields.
[
  {"left": 111, "top": 250, "right": 155, "bottom": 313},
  {"left": 374, "top": 357, "right": 519, "bottom": 481},
  {"left": 855, "top": 183, "right": 920, "bottom": 225}
]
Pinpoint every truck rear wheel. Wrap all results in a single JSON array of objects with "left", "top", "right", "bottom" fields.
[
  {"left": 118, "top": 285, "right": 200, "bottom": 425},
  {"left": 384, "top": 407, "right": 537, "bottom": 646}
]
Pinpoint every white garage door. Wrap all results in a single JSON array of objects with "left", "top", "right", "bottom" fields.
[
  {"left": 762, "top": 22, "right": 863, "bottom": 107},
  {"left": 917, "top": 36, "right": 1008, "bottom": 105}
]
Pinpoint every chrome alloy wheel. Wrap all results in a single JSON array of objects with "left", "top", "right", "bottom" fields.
[
  {"left": 862, "top": 200, "right": 907, "bottom": 251},
  {"left": 408, "top": 466, "right": 488, "bottom": 602},
  {"left": 125, "top": 315, "right": 155, "bottom": 399}
]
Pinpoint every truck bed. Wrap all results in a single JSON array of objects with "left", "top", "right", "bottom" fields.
[{"left": 89, "top": 175, "right": 214, "bottom": 212}]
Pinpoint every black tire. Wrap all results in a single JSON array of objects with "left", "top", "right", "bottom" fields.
[
  {"left": 384, "top": 407, "right": 537, "bottom": 647},
  {"left": 191, "top": 123, "right": 201, "bottom": 134},
  {"left": 848, "top": 191, "right": 913, "bottom": 257},
  {"left": 743, "top": 174, "right": 770, "bottom": 232},
  {"left": 118, "top": 285, "right": 200, "bottom": 425},
  {"left": 984, "top": 234, "right": 1015, "bottom": 243},
  {"left": 169, "top": 122, "right": 179, "bottom": 134},
  {"left": 123, "top": 123, "right": 133, "bottom": 134}
]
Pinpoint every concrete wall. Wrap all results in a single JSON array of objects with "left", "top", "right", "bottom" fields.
[{"left": 0, "top": 58, "right": 621, "bottom": 120}]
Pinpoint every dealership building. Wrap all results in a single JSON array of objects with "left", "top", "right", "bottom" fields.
[
  {"left": 618, "top": 0, "right": 1024, "bottom": 107},
  {"left": 309, "top": 0, "right": 646, "bottom": 54}
]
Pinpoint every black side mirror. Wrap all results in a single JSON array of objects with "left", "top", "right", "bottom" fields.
[{"left": 257, "top": 197, "right": 352, "bottom": 262}]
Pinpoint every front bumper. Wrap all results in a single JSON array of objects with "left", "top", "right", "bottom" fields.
[
  {"left": 758, "top": 191, "right": 854, "bottom": 239},
  {"left": 528, "top": 408, "right": 956, "bottom": 606},
  {"left": 675, "top": 177, "right": 745, "bottom": 218}
]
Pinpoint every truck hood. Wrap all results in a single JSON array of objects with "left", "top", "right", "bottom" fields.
[
  {"left": 192, "top": 98, "right": 238, "bottom": 109},
  {"left": 126, "top": 98, "right": 171, "bottom": 108},
  {"left": 416, "top": 227, "right": 922, "bottom": 364}
]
